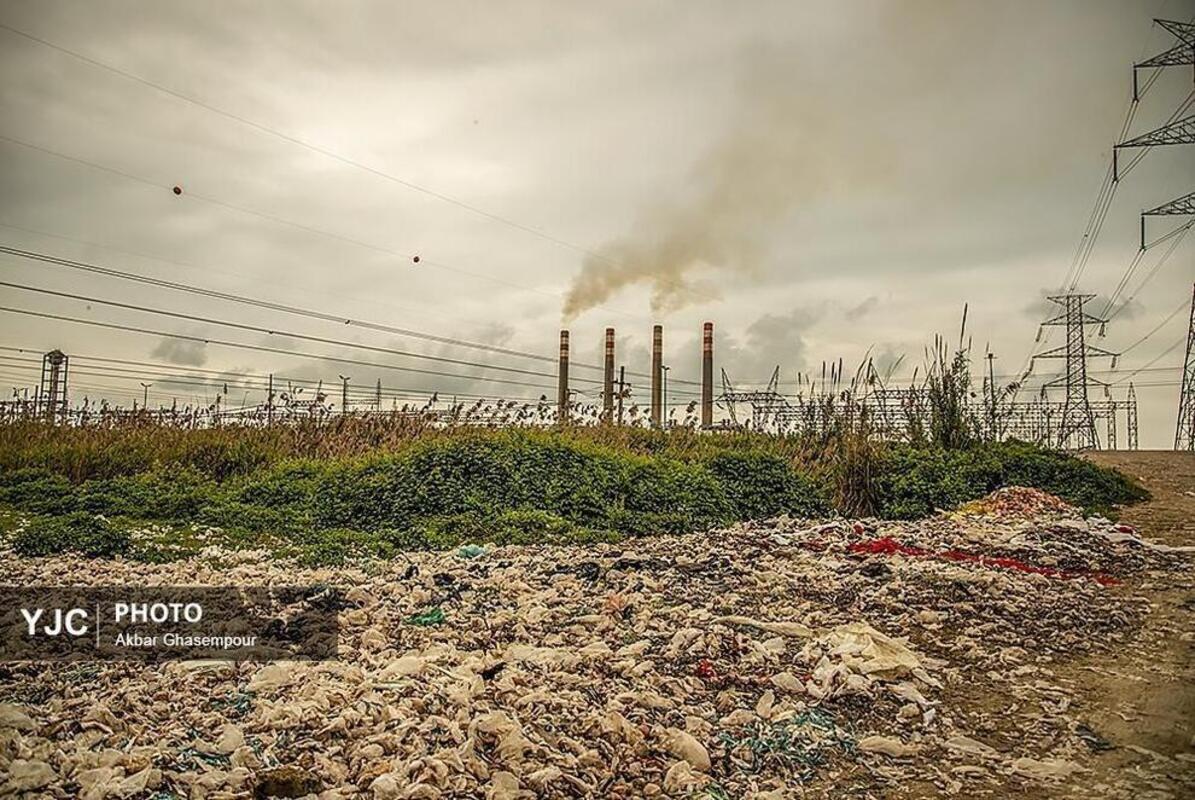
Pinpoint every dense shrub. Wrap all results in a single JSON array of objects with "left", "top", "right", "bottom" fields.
[
  {"left": 0, "top": 424, "right": 1148, "bottom": 559},
  {"left": 704, "top": 451, "right": 830, "bottom": 519},
  {"left": 989, "top": 440, "right": 1148, "bottom": 514},
  {"left": 12, "top": 512, "right": 130, "bottom": 557},
  {"left": 0, "top": 468, "right": 77, "bottom": 515},
  {"left": 873, "top": 441, "right": 1148, "bottom": 519},
  {"left": 77, "top": 468, "right": 217, "bottom": 519},
  {"left": 291, "top": 527, "right": 396, "bottom": 567}
]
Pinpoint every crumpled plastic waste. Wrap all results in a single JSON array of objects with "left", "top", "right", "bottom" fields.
[{"left": 0, "top": 485, "right": 1188, "bottom": 798}]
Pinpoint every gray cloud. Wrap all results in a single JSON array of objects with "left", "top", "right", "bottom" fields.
[
  {"left": 0, "top": 0, "right": 1191, "bottom": 444},
  {"left": 150, "top": 338, "right": 208, "bottom": 366},
  {"left": 845, "top": 296, "right": 879, "bottom": 322}
]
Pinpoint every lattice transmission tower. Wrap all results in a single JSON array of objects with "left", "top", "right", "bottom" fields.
[
  {"left": 1132, "top": 18, "right": 1194, "bottom": 96},
  {"left": 1177, "top": 283, "right": 1195, "bottom": 450},
  {"left": 1127, "top": 382, "right": 1139, "bottom": 450},
  {"left": 1032, "top": 295, "right": 1116, "bottom": 450}
]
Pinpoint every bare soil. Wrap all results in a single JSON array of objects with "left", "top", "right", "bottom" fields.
[{"left": 1046, "top": 451, "right": 1195, "bottom": 798}]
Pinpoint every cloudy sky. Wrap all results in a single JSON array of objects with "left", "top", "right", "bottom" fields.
[{"left": 0, "top": 0, "right": 1192, "bottom": 445}]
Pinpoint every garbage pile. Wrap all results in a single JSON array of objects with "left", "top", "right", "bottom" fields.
[{"left": 0, "top": 487, "right": 1191, "bottom": 798}]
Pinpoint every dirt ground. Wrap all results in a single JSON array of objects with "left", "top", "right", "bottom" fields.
[{"left": 1058, "top": 451, "right": 1195, "bottom": 798}]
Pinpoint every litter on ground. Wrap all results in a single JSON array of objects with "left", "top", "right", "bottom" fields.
[{"left": 0, "top": 486, "right": 1192, "bottom": 798}]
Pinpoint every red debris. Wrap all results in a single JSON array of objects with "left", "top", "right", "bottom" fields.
[
  {"left": 849, "top": 536, "right": 1118, "bottom": 586},
  {"left": 694, "top": 659, "right": 717, "bottom": 681}
]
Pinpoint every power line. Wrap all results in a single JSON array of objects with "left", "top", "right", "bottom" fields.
[
  {"left": 0, "top": 242, "right": 601, "bottom": 370},
  {"left": 1027, "top": 23, "right": 1193, "bottom": 389},
  {"left": 1102, "top": 219, "right": 1194, "bottom": 318},
  {"left": 1113, "top": 333, "right": 1188, "bottom": 385},
  {"left": 0, "top": 20, "right": 723, "bottom": 309},
  {"left": 0, "top": 241, "right": 702, "bottom": 386},
  {"left": 0, "top": 133, "right": 631, "bottom": 317},
  {"left": 1118, "top": 298, "right": 1189, "bottom": 355},
  {"left": 0, "top": 355, "right": 555, "bottom": 405},
  {"left": 0, "top": 277, "right": 609, "bottom": 386},
  {"left": 0, "top": 305, "right": 563, "bottom": 391},
  {"left": 0, "top": 221, "right": 586, "bottom": 365},
  {"left": 0, "top": 23, "right": 608, "bottom": 265}
]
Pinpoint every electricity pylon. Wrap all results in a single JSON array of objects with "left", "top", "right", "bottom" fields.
[
  {"left": 1032, "top": 295, "right": 1116, "bottom": 450},
  {"left": 1177, "top": 283, "right": 1195, "bottom": 450},
  {"left": 1141, "top": 190, "right": 1195, "bottom": 247},
  {"left": 1114, "top": 116, "right": 1195, "bottom": 180},
  {"left": 1127, "top": 382, "right": 1139, "bottom": 450},
  {"left": 1133, "top": 19, "right": 1195, "bottom": 100}
]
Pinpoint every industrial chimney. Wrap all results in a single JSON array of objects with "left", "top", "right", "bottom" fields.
[
  {"left": 650, "top": 324, "right": 663, "bottom": 428},
  {"left": 557, "top": 330, "right": 570, "bottom": 423},
  {"left": 701, "top": 322, "right": 714, "bottom": 428},
  {"left": 603, "top": 327, "right": 615, "bottom": 424}
]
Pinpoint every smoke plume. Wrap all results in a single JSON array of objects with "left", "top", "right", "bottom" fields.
[{"left": 562, "top": 51, "right": 852, "bottom": 320}]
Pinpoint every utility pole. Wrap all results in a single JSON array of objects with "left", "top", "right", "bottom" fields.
[
  {"left": 140, "top": 382, "right": 152, "bottom": 409},
  {"left": 616, "top": 366, "right": 627, "bottom": 425},
  {"left": 661, "top": 364, "right": 670, "bottom": 430},
  {"left": 1032, "top": 294, "right": 1116, "bottom": 450},
  {"left": 267, "top": 373, "right": 274, "bottom": 424},
  {"left": 338, "top": 375, "right": 350, "bottom": 415},
  {"left": 1177, "top": 283, "right": 1195, "bottom": 450},
  {"left": 985, "top": 351, "right": 998, "bottom": 441}
]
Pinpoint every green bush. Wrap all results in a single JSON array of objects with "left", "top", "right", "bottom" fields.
[
  {"left": 291, "top": 527, "right": 395, "bottom": 567},
  {"left": 872, "top": 441, "right": 1149, "bottom": 519},
  {"left": 0, "top": 427, "right": 1148, "bottom": 556},
  {"left": 12, "top": 512, "right": 130, "bottom": 558},
  {"left": 0, "top": 468, "right": 77, "bottom": 515},
  {"left": 76, "top": 468, "right": 217, "bottom": 519},
  {"left": 990, "top": 440, "right": 1149, "bottom": 514},
  {"left": 409, "top": 509, "right": 621, "bottom": 549},
  {"left": 704, "top": 451, "right": 830, "bottom": 519}
]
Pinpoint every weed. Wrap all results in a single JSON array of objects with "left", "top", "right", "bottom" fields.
[{"left": 11, "top": 512, "right": 130, "bottom": 557}]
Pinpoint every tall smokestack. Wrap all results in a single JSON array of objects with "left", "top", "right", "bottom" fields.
[
  {"left": 603, "top": 327, "right": 615, "bottom": 424},
  {"left": 701, "top": 322, "right": 714, "bottom": 429},
  {"left": 651, "top": 324, "right": 663, "bottom": 428},
  {"left": 557, "top": 330, "right": 570, "bottom": 423}
]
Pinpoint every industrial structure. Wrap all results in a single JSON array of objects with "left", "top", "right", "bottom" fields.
[
  {"left": 1030, "top": 295, "right": 1117, "bottom": 450},
  {"left": 1178, "top": 284, "right": 1195, "bottom": 450},
  {"left": 38, "top": 349, "right": 69, "bottom": 424}
]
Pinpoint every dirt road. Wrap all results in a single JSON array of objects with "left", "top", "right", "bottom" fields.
[{"left": 1061, "top": 451, "right": 1195, "bottom": 798}]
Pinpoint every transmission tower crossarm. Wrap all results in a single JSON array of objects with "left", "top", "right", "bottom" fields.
[
  {"left": 1116, "top": 115, "right": 1195, "bottom": 149},
  {"left": 1144, "top": 191, "right": 1195, "bottom": 216},
  {"left": 1136, "top": 43, "right": 1195, "bottom": 69},
  {"left": 1156, "top": 19, "right": 1195, "bottom": 47},
  {"left": 1136, "top": 19, "right": 1195, "bottom": 69}
]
